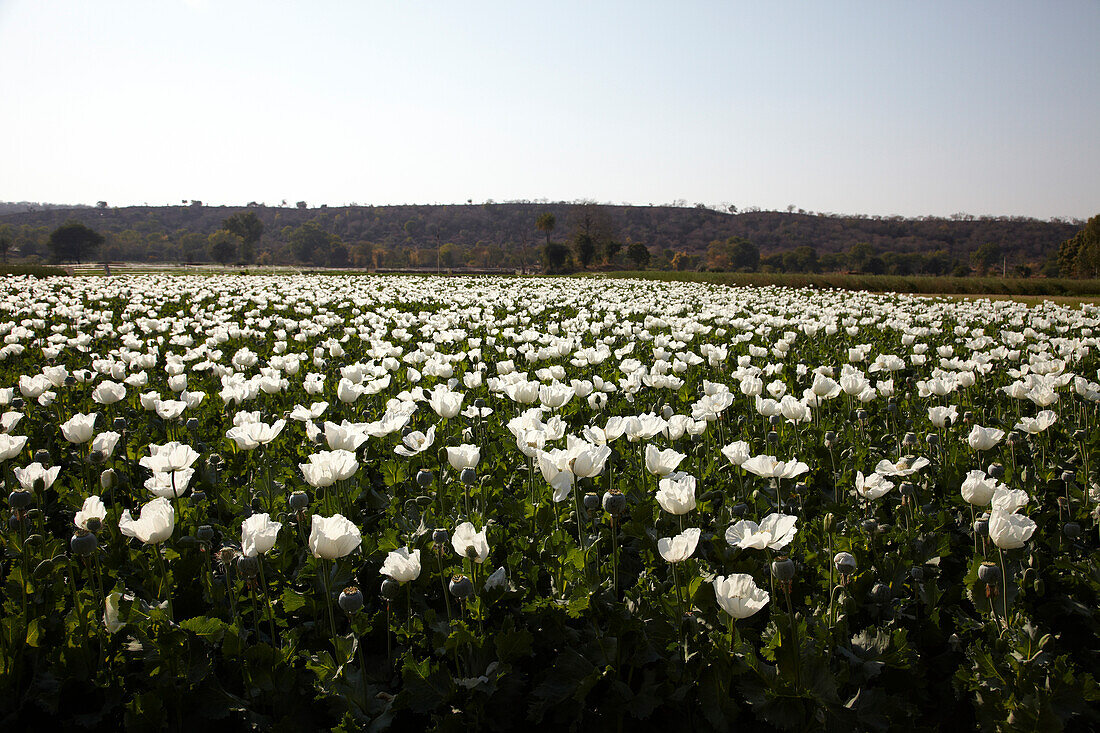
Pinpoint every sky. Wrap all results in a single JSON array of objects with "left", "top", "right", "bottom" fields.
[{"left": 1, "top": 1, "right": 1097, "bottom": 219}]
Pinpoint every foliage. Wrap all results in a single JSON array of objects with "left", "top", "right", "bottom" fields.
[
  {"left": 207, "top": 230, "right": 242, "bottom": 264},
  {"left": 1057, "top": 215, "right": 1100, "bottom": 278},
  {"left": 48, "top": 221, "right": 105, "bottom": 264},
  {"left": 222, "top": 211, "right": 264, "bottom": 264}
]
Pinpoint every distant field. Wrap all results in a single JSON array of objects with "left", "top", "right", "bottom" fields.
[{"left": 592, "top": 270, "right": 1100, "bottom": 299}]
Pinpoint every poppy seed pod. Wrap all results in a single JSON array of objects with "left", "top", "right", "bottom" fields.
[
  {"left": 977, "top": 562, "right": 1001, "bottom": 585},
  {"left": 909, "top": 566, "right": 924, "bottom": 582},
  {"left": 9, "top": 490, "right": 32, "bottom": 509},
  {"left": 191, "top": 490, "right": 206, "bottom": 502},
  {"left": 289, "top": 491, "right": 309, "bottom": 511},
  {"left": 768, "top": 414, "right": 781, "bottom": 426},
  {"left": 236, "top": 555, "right": 259, "bottom": 579},
  {"left": 416, "top": 469, "right": 433, "bottom": 488},
  {"left": 185, "top": 417, "right": 200, "bottom": 432},
  {"left": 886, "top": 399, "right": 898, "bottom": 414},
  {"left": 380, "top": 578, "right": 400, "bottom": 601},
  {"left": 766, "top": 430, "right": 779, "bottom": 445},
  {"left": 583, "top": 492, "right": 599, "bottom": 512},
  {"left": 70, "top": 529, "right": 98, "bottom": 555},
  {"left": 824, "top": 430, "right": 837, "bottom": 447},
  {"left": 460, "top": 468, "right": 477, "bottom": 486},
  {"left": 856, "top": 409, "right": 869, "bottom": 421},
  {"left": 987, "top": 463, "right": 1005, "bottom": 480},
  {"left": 1063, "top": 522, "right": 1081, "bottom": 539},
  {"left": 902, "top": 432, "right": 918, "bottom": 448},
  {"left": 871, "top": 582, "right": 891, "bottom": 603},
  {"left": 339, "top": 586, "right": 364, "bottom": 614},
  {"left": 448, "top": 574, "right": 473, "bottom": 599},
  {"left": 34, "top": 449, "right": 50, "bottom": 464},
  {"left": 11, "top": 398, "right": 24, "bottom": 410},
  {"left": 926, "top": 433, "right": 939, "bottom": 447},
  {"left": 602, "top": 489, "right": 626, "bottom": 516},
  {"left": 473, "top": 398, "right": 487, "bottom": 409},
  {"left": 432, "top": 528, "right": 449, "bottom": 546},
  {"left": 112, "top": 416, "right": 128, "bottom": 432},
  {"left": 1061, "top": 470, "right": 1076, "bottom": 484},
  {"left": 85, "top": 516, "right": 103, "bottom": 533},
  {"left": 730, "top": 502, "right": 748, "bottom": 517},
  {"left": 963, "top": 410, "right": 973, "bottom": 424},
  {"left": 197, "top": 525, "right": 215, "bottom": 543},
  {"left": 862, "top": 519, "right": 878, "bottom": 534},
  {"left": 771, "top": 556, "right": 796, "bottom": 581}
]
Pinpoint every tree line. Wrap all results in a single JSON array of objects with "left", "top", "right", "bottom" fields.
[{"left": 0, "top": 203, "right": 1093, "bottom": 277}]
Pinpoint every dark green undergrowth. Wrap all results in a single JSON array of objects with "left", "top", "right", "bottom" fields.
[
  {"left": 0, "top": 264, "right": 68, "bottom": 278},
  {"left": 593, "top": 271, "right": 1100, "bottom": 296}
]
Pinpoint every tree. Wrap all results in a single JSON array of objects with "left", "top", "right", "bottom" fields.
[
  {"left": 0, "top": 225, "right": 11, "bottom": 264},
  {"left": 846, "top": 242, "right": 875, "bottom": 272},
  {"left": 627, "top": 243, "right": 651, "bottom": 269},
  {"left": 706, "top": 236, "right": 759, "bottom": 271},
  {"left": 208, "top": 230, "right": 242, "bottom": 264},
  {"left": 288, "top": 220, "right": 338, "bottom": 264},
  {"left": 573, "top": 233, "right": 596, "bottom": 269},
  {"left": 536, "top": 213, "right": 555, "bottom": 247},
  {"left": 222, "top": 211, "right": 264, "bottom": 263},
  {"left": 542, "top": 241, "right": 571, "bottom": 273},
  {"left": 971, "top": 241, "right": 1003, "bottom": 276},
  {"left": 296, "top": 201, "right": 308, "bottom": 210},
  {"left": 48, "top": 221, "right": 104, "bottom": 263},
  {"left": 1058, "top": 215, "right": 1100, "bottom": 277}
]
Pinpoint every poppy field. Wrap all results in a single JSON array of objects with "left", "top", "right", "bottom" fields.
[{"left": 1, "top": 274, "right": 1098, "bottom": 731}]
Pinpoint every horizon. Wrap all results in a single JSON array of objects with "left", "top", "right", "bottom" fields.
[
  {"left": 0, "top": 198, "right": 1086, "bottom": 224},
  {"left": 2, "top": 1, "right": 1098, "bottom": 220}
]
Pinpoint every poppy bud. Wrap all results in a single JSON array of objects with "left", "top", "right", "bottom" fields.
[
  {"left": 730, "top": 502, "right": 748, "bottom": 517},
  {"left": 977, "top": 562, "right": 1001, "bottom": 585},
  {"left": 9, "top": 490, "right": 32, "bottom": 509},
  {"left": 1022, "top": 568, "right": 1036, "bottom": 586},
  {"left": 1061, "top": 470, "right": 1076, "bottom": 484},
  {"left": 823, "top": 513, "right": 835, "bottom": 534},
  {"left": 460, "top": 468, "right": 477, "bottom": 486},
  {"left": 602, "top": 489, "right": 626, "bottom": 516},
  {"left": 871, "top": 582, "right": 891, "bottom": 603},
  {"left": 909, "top": 566, "right": 924, "bottom": 582},
  {"left": 963, "top": 410, "right": 973, "bottom": 423},
  {"left": 416, "top": 469, "right": 433, "bottom": 488},
  {"left": 834, "top": 551, "right": 856, "bottom": 576},
  {"left": 339, "top": 586, "right": 364, "bottom": 614},
  {"left": 1033, "top": 579, "right": 1044, "bottom": 595},
  {"left": 8, "top": 515, "right": 21, "bottom": 530},
  {"left": 236, "top": 556, "right": 259, "bottom": 579},
  {"left": 448, "top": 574, "right": 473, "bottom": 599},
  {"left": 381, "top": 578, "right": 401, "bottom": 601},
  {"left": 824, "top": 431, "right": 837, "bottom": 447},
  {"left": 289, "top": 491, "right": 309, "bottom": 511},
  {"left": 771, "top": 556, "right": 795, "bottom": 581},
  {"left": 862, "top": 519, "right": 877, "bottom": 534},
  {"left": 1072, "top": 429, "right": 1085, "bottom": 441},
  {"left": 70, "top": 529, "right": 98, "bottom": 555}
]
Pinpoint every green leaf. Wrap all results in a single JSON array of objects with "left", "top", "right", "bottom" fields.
[
  {"left": 180, "top": 615, "right": 227, "bottom": 642},
  {"left": 281, "top": 588, "right": 307, "bottom": 614}
]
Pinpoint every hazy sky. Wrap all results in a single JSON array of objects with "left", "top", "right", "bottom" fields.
[{"left": 1, "top": 1, "right": 1097, "bottom": 218}]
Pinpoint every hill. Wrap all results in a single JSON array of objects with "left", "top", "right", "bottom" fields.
[{"left": 0, "top": 202, "right": 1080, "bottom": 272}]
